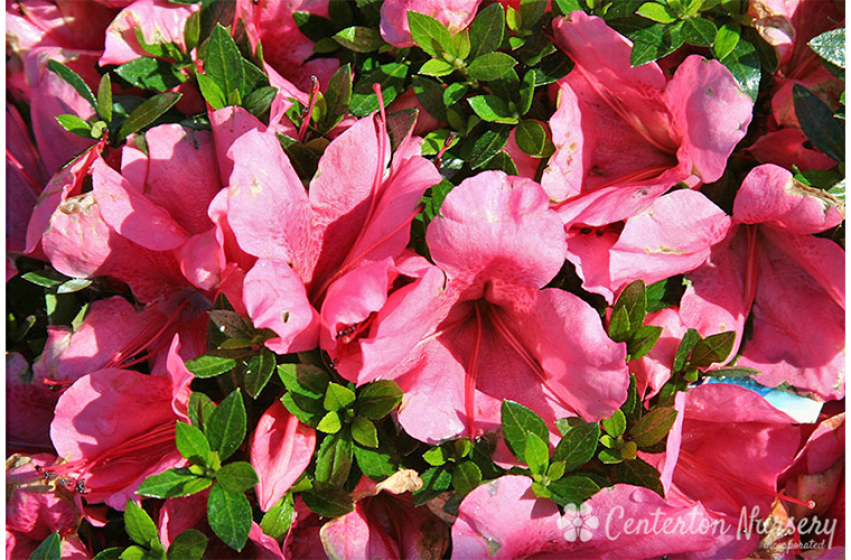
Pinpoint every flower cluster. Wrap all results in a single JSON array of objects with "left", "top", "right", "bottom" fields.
[{"left": 6, "top": 0, "right": 845, "bottom": 559}]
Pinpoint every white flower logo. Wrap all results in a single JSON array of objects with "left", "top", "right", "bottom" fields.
[{"left": 558, "top": 503, "right": 599, "bottom": 542}]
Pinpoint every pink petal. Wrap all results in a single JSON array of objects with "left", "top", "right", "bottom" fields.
[
  {"left": 210, "top": 106, "right": 266, "bottom": 184},
  {"left": 379, "top": 0, "right": 481, "bottom": 47},
  {"left": 631, "top": 307, "right": 688, "bottom": 399},
  {"left": 565, "top": 225, "right": 618, "bottom": 302},
  {"left": 165, "top": 335, "right": 193, "bottom": 421},
  {"left": 664, "top": 56, "right": 753, "bottom": 183},
  {"left": 6, "top": 103, "right": 45, "bottom": 253},
  {"left": 251, "top": 401, "right": 316, "bottom": 512},
  {"left": 734, "top": 164, "right": 844, "bottom": 234},
  {"left": 243, "top": 259, "right": 319, "bottom": 354},
  {"left": 319, "top": 502, "right": 400, "bottom": 559},
  {"left": 7, "top": 354, "right": 58, "bottom": 450},
  {"left": 747, "top": 127, "right": 837, "bottom": 171},
  {"left": 542, "top": 83, "right": 586, "bottom": 201},
  {"left": 176, "top": 228, "right": 226, "bottom": 291},
  {"left": 426, "top": 171, "right": 566, "bottom": 291},
  {"left": 92, "top": 158, "right": 190, "bottom": 251},
  {"left": 100, "top": 0, "right": 198, "bottom": 66},
  {"left": 157, "top": 490, "right": 207, "bottom": 548},
  {"left": 608, "top": 189, "right": 732, "bottom": 290}
]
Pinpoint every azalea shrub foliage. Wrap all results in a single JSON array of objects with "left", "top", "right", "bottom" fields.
[{"left": 5, "top": 0, "right": 846, "bottom": 558}]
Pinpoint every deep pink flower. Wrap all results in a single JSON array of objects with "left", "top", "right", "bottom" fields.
[
  {"left": 544, "top": 12, "right": 752, "bottom": 223},
  {"left": 321, "top": 171, "right": 628, "bottom": 450},
  {"left": 7, "top": 352, "right": 59, "bottom": 451},
  {"left": 6, "top": 103, "right": 47, "bottom": 261},
  {"left": 680, "top": 164, "right": 845, "bottom": 399}
]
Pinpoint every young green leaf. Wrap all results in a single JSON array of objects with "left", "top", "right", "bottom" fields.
[
  {"left": 452, "top": 30, "right": 471, "bottom": 60},
  {"left": 523, "top": 432, "right": 550, "bottom": 475},
  {"left": 713, "top": 22, "right": 740, "bottom": 60},
  {"left": 468, "top": 95, "right": 518, "bottom": 124},
  {"left": 467, "top": 52, "right": 518, "bottom": 81},
  {"left": 809, "top": 28, "right": 845, "bottom": 69},
  {"left": 554, "top": 0, "right": 583, "bottom": 14},
  {"left": 355, "top": 380, "right": 403, "bottom": 419},
  {"left": 260, "top": 493, "right": 295, "bottom": 540},
  {"left": 629, "top": 22, "right": 683, "bottom": 67},
  {"left": 407, "top": 11, "right": 453, "bottom": 57},
  {"left": 206, "top": 390, "right": 247, "bottom": 461},
  {"left": 515, "top": 120, "right": 554, "bottom": 157},
  {"left": 324, "top": 382, "right": 356, "bottom": 412},
  {"left": 470, "top": 127, "right": 512, "bottom": 168},
  {"left": 245, "top": 347, "right": 276, "bottom": 398},
  {"left": 205, "top": 24, "right": 245, "bottom": 102},
  {"left": 351, "top": 417, "right": 379, "bottom": 448},
  {"left": 629, "top": 407, "right": 678, "bottom": 448},
  {"left": 186, "top": 355, "right": 237, "bottom": 379},
  {"left": 124, "top": 500, "right": 159, "bottom": 547},
  {"left": 301, "top": 486, "right": 354, "bottom": 517},
  {"left": 54, "top": 115, "right": 94, "bottom": 139},
  {"left": 688, "top": 331, "right": 736, "bottom": 367},
  {"left": 720, "top": 39, "right": 761, "bottom": 102},
  {"left": 333, "top": 26, "right": 385, "bottom": 52},
  {"left": 115, "top": 58, "right": 186, "bottom": 92},
  {"left": 617, "top": 457, "right": 665, "bottom": 497},
  {"left": 469, "top": 3, "right": 504, "bottom": 60},
  {"left": 452, "top": 461, "right": 483, "bottom": 496},
  {"left": 167, "top": 529, "right": 207, "bottom": 560},
  {"left": 28, "top": 532, "right": 61, "bottom": 560},
  {"left": 317, "top": 411, "right": 342, "bottom": 434},
  {"left": 207, "top": 484, "right": 252, "bottom": 551},
  {"left": 681, "top": 17, "right": 717, "bottom": 47},
  {"left": 548, "top": 460, "right": 566, "bottom": 481},
  {"left": 47, "top": 60, "right": 97, "bottom": 110},
  {"left": 423, "top": 446, "right": 449, "bottom": 467},
  {"left": 636, "top": 2, "right": 676, "bottom": 23},
  {"left": 501, "top": 400, "right": 549, "bottom": 462},
  {"left": 793, "top": 84, "right": 845, "bottom": 163},
  {"left": 548, "top": 476, "right": 600, "bottom": 506},
  {"left": 553, "top": 421, "right": 600, "bottom": 471},
  {"left": 315, "top": 429, "right": 354, "bottom": 486},
  {"left": 607, "top": 306, "right": 632, "bottom": 343},
  {"left": 627, "top": 325, "right": 664, "bottom": 361},
  {"left": 419, "top": 58, "right": 456, "bottom": 77},
  {"left": 117, "top": 92, "right": 182, "bottom": 139},
  {"left": 175, "top": 421, "right": 212, "bottom": 467},
  {"left": 197, "top": 72, "right": 227, "bottom": 110},
  {"left": 137, "top": 468, "right": 213, "bottom": 498},
  {"left": 216, "top": 461, "right": 259, "bottom": 494},
  {"left": 602, "top": 409, "right": 627, "bottom": 438},
  {"left": 97, "top": 74, "right": 113, "bottom": 123},
  {"left": 598, "top": 448, "right": 624, "bottom": 464},
  {"left": 413, "top": 466, "right": 452, "bottom": 505}
]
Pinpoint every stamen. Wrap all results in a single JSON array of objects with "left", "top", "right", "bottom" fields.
[
  {"left": 298, "top": 77, "right": 321, "bottom": 143},
  {"left": 552, "top": 163, "right": 671, "bottom": 211},
  {"left": 465, "top": 303, "right": 484, "bottom": 438},
  {"left": 744, "top": 224, "right": 759, "bottom": 317}
]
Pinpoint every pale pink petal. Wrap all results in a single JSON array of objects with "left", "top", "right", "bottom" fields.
[
  {"left": 542, "top": 83, "right": 586, "bottom": 201},
  {"left": 210, "top": 106, "right": 266, "bottom": 184},
  {"left": 100, "top": 0, "right": 197, "bottom": 66},
  {"left": 157, "top": 490, "right": 207, "bottom": 548},
  {"left": 664, "top": 56, "right": 753, "bottom": 183},
  {"left": 426, "top": 171, "right": 566, "bottom": 291},
  {"left": 176, "top": 228, "right": 226, "bottom": 291},
  {"left": 565, "top": 225, "right": 618, "bottom": 302},
  {"left": 319, "top": 502, "right": 400, "bottom": 559},
  {"left": 734, "top": 164, "right": 844, "bottom": 234},
  {"left": 243, "top": 259, "right": 319, "bottom": 354},
  {"left": 249, "top": 522, "right": 287, "bottom": 560},
  {"left": 747, "top": 127, "right": 837, "bottom": 171},
  {"left": 165, "top": 335, "right": 193, "bottom": 421},
  {"left": 251, "top": 401, "right": 316, "bottom": 512},
  {"left": 92, "top": 159, "right": 190, "bottom": 251}
]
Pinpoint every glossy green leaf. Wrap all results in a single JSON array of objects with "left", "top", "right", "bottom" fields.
[
  {"left": 523, "top": 432, "right": 550, "bottom": 475},
  {"left": 207, "top": 484, "right": 252, "bottom": 551},
  {"left": 469, "top": 3, "right": 505, "bottom": 59},
  {"left": 166, "top": 530, "right": 207, "bottom": 560},
  {"left": 681, "top": 17, "right": 717, "bottom": 47},
  {"left": 354, "top": 437, "right": 399, "bottom": 479},
  {"left": 468, "top": 95, "right": 518, "bottom": 124},
  {"left": 317, "top": 411, "right": 342, "bottom": 434},
  {"left": 636, "top": 2, "right": 676, "bottom": 23},
  {"left": 197, "top": 72, "right": 226, "bottom": 110},
  {"left": 321, "top": 64, "right": 352, "bottom": 132},
  {"left": 54, "top": 114, "right": 93, "bottom": 139},
  {"left": 602, "top": 409, "right": 627, "bottom": 438},
  {"left": 413, "top": 466, "right": 452, "bottom": 505},
  {"left": 315, "top": 429, "right": 354, "bottom": 486},
  {"left": 673, "top": 328, "right": 701, "bottom": 372},
  {"left": 355, "top": 380, "right": 403, "bottom": 419},
  {"left": 520, "top": 0, "right": 548, "bottom": 28},
  {"left": 243, "top": 86, "right": 277, "bottom": 117},
  {"left": 324, "top": 382, "right": 356, "bottom": 412},
  {"left": 260, "top": 493, "right": 294, "bottom": 540},
  {"left": 333, "top": 26, "right": 385, "bottom": 52},
  {"left": 206, "top": 390, "right": 247, "bottom": 461},
  {"left": 216, "top": 461, "right": 259, "bottom": 494},
  {"left": 115, "top": 58, "right": 185, "bottom": 92},
  {"left": 617, "top": 457, "right": 665, "bottom": 497},
  {"left": 627, "top": 325, "right": 664, "bottom": 361},
  {"left": 598, "top": 448, "right": 624, "bottom": 464},
  {"left": 470, "top": 127, "right": 511, "bottom": 168},
  {"left": 92, "top": 548, "right": 124, "bottom": 560},
  {"left": 351, "top": 417, "right": 379, "bottom": 448},
  {"left": 452, "top": 30, "right": 471, "bottom": 60},
  {"left": 118, "top": 92, "right": 181, "bottom": 139},
  {"left": 419, "top": 58, "right": 456, "bottom": 77},
  {"left": 28, "top": 532, "right": 61, "bottom": 560},
  {"left": 301, "top": 486, "right": 354, "bottom": 517},
  {"left": 56, "top": 278, "right": 92, "bottom": 294},
  {"left": 185, "top": 354, "right": 236, "bottom": 379},
  {"left": 175, "top": 421, "right": 212, "bottom": 466},
  {"left": 629, "top": 22, "right": 683, "bottom": 67},
  {"left": 720, "top": 39, "right": 760, "bottom": 102},
  {"left": 607, "top": 306, "right": 631, "bottom": 343},
  {"left": 688, "top": 331, "right": 736, "bottom": 367},
  {"left": 47, "top": 60, "right": 97, "bottom": 110},
  {"left": 467, "top": 52, "right": 518, "bottom": 81},
  {"left": 136, "top": 468, "right": 213, "bottom": 498},
  {"left": 713, "top": 22, "right": 740, "bottom": 60},
  {"left": 554, "top": 0, "right": 583, "bottom": 14},
  {"left": 349, "top": 62, "right": 408, "bottom": 116},
  {"left": 407, "top": 11, "right": 453, "bottom": 57},
  {"left": 501, "top": 400, "right": 549, "bottom": 462},
  {"left": 484, "top": 150, "right": 520, "bottom": 175},
  {"left": 452, "top": 461, "right": 483, "bottom": 496},
  {"left": 411, "top": 75, "right": 447, "bottom": 121},
  {"left": 548, "top": 476, "right": 600, "bottom": 506},
  {"left": 794, "top": 84, "right": 845, "bottom": 163},
  {"left": 124, "top": 500, "right": 159, "bottom": 547},
  {"left": 553, "top": 421, "right": 600, "bottom": 471},
  {"left": 809, "top": 28, "right": 845, "bottom": 69},
  {"left": 518, "top": 71, "right": 535, "bottom": 116},
  {"left": 614, "top": 280, "right": 647, "bottom": 337},
  {"left": 245, "top": 347, "right": 276, "bottom": 398},
  {"left": 629, "top": 406, "right": 678, "bottom": 448},
  {"left": 514, "top": 120, "right": 554, "bottom": 157},
  {"left": 205, "top": 24, "right": 245, "bottom": 101}
]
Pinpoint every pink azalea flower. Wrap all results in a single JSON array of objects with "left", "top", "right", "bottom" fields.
[
  {"left": 6, "top": 103, "right": 47, "bottom": 260},
  {"left": 250, "top": 401, "right": 316, "bottom": 512},
  {"left": 321, "top": 171, "right": 628, "bottom": 448},
  {"left": 7, "top": 352, "right": 59, "bottom": 451},
  {"left": 221, "top": 104, "right": 441, "bottom": 354},
  {"left": 379, "top": 0, "right": 481, "bottom": 47},
  {"left": 544, "top": 12, "right": 752, "bottom": 222},
  {"left": 46, "top": 336, "right": 192, "bottom": 510},
  {"left": 100, "top": 0, "right": 198, "bottom": 66},
  {"left": 680, "top": 164, "right": 845, "bottom": 399}
]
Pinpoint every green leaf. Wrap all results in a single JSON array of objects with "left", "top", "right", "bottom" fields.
[
  {"left": 175, "top": 421, "right": 212, "bottom": 466},
  {"left": 47, "top": 60, "right": 97, "bottom": 110},
  {"left": 118, "top": 92, "right": 181, "bottom": 139},
  {"left": 92, "top": 548, "right": 124, "bottom": 560},
  {"left": 681, "top": 17, "right": 717, "bottom": 47},
  {"left": 470, "top": 127, "right": 511, "bottom": 168},
  {"left": 413, "top": 466, "right": 452, "bottom": 505},
  {"left": 629, "top": 22, "right": 683, "bottom": 67},
  {"left": 809, "top": 28, "right": 845, "bottom": 69},
  {"left": 523, "top": 432, "right": 550, "bottom": 475},
  {"left": 197, "top": 72, "right": 226, "bottom": 110},
  {"left": 351, "top": 417, "right": 379, "bottom": 448},
  {"left": 22, "top": 271, "right": 65, "bottom": 288},
  {"left": 598, "top": 448, "right": 624, "bottom": 464},
  {"left": 530, "top": 50, "right": 572, "bottom": 85},
  {"left": 704, "top": 366, "right": 760, "bottom": 378},
  {"left": 355, "top": 380, "right": 404, "bottom": 419},
  {"left": 548, "top": 476, "right": 600, "bottom": 506},
  {"left": 324, "top": 382, "right": 356, "bottom": 412},
  {"left": 97, "top": 74, "right": 113, "bottom": 123},
  {"left": 468, "top": 95, "right": 518, "bottom": 124},
  {"left": 614, "top": 280, "right": 647, "bottom": 338},
  {"left": 260, "top": 493, "right": 294, "bottom": 540},
  {"left": 627, "top": 325, "right": 663, "bottom": 361},
  {"left": 484, "top": 150, "right": 520, "bottom": 175},
  {"left": 55, "top": 114, "right": 93, "bottom": 139},
  {"left": 315, "top": 429, "right": 354, "bottom": 486},
  {"left": 518, "top": 71, "right": 535, "bottom": 116},
  {"left": 321, "top": 64, "right": 352, "bottom": 132},
  {"left": 137, "top": 468, "right": 213, "bottom": 498},
  {"left": 119, "top": 546, "right": 146, "bottom": 560},
  {"left": 514, "top": 120, "right": 555, "bottom": 158},
  {"left": 184, "top": 10, "right": 201, "bottom": 52},
  {"left": 167, "top": 530, "right": 207, "bottom": 560},
  {"left": 29, "top": 532, "right": 61, "bottom": 560},
  {"left": 205, "top": 24, "right": 245, "bottom": 102},
  {"left": 607, "top": 306, "right": 631, "bottom": 344},
  {"left": 243, "top": 86, "right": 277, "bottom": 117},
  {"left": 602, "top": 409, "right": 627, "bottom": 438},
  {"left": 419, "top": 58, "right": 456, "bottom": 77},
  {"left": 452, "top": 461, "right": 483, "bottom": 496},
  {"left": 245, "top": 347, "right": 276, "bottom": 398},
  {"left": 520, "top": 0, "right": 548, "bottom": 28},
  {"left": 645, "top": 276, "right": 686, "bottom": 313},
  {"left": 469, "top": 3, "right": 505, "bottom": 59},
  {"left": 216, "top": 461, "right": 259, "bottom": 494},
  {"left": 115, "top": 58, "right": 185, "bottom": 92},
  {"left": 673, "top": 328, "right": 701, "bottom": 372},
  {"left": 423, "top": 446, "right": 449, "bottom": 467},
  {"left": 555, "top": 0, "right": 583, "bottom": 14},
  {"left": 349, "top": 62, "right": 409, "bottom": 116},
  {"left": 408, "top": 11, "right": 453, "bottom": 57},
  {"left": 501, "top": 400, "right": 549, "bottom": 462},
  {"left": 411, "top": 76, "right": 448, "bottom": 122},
  {"left": 206, "top": 390, "right": 247, "bottom": 461},
  {"left": 185, "top": 354, "right": 236, "bottom": 379},
  {"left": 617, "top": 457, "right": 664, "bottom": 497},
  {"left": 124, "top": 500, "right": 159, "bottom": 547},
  {"left": 720, "top": 39, "right": 760, "bottom": 102},
  {"left": 354, "top": 437, "right": 399, "bottom": 479},
  {"left": 794, "top": 84, "right": 845, "bottom": 163},
  {"left": 333, "top": 26, "right": 385, "bottom": 52},
  {"left": 207, "top": 484, "right": 252, "bottom": 551},
  {"left": 452, "top": 30, "right": 471, "bottom": 60},
  {"left": 292, "top": 11, "right": 335, "bottom": 41},
  {"left": 317, "top": 411, "right": 342, "bottom": 434},
  {"left": 548, "top": 460, "right": 566, "bottom": 481},
  {"left": 629, "top": 406, "right": 678, "bottom": 448},
  {"left": 188, "top": 392, "right": 216, "bottom": 432},
  {"left": 302, "top": 486, "right": 354, "bottom": 517},
  {"left": 713, "top": 21, "right": 740, "bottom": 60},
  {"left": 467, "top": 52, "right": 518, "bottom": 81},
  {"left": 56, "top": 278, "right": 92, "bottom": 294},
  {"left": 553, "top": 421, "right": 600, "bottom": 471},
  {"left": 280, "top": 390, "right": 324, "bottom": 427},
  {"left": 689, "top": 330, "right": 736, "bottom": 367},
  {"left": 636, "top": 2, "right": 676, "bottom": 23}
]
